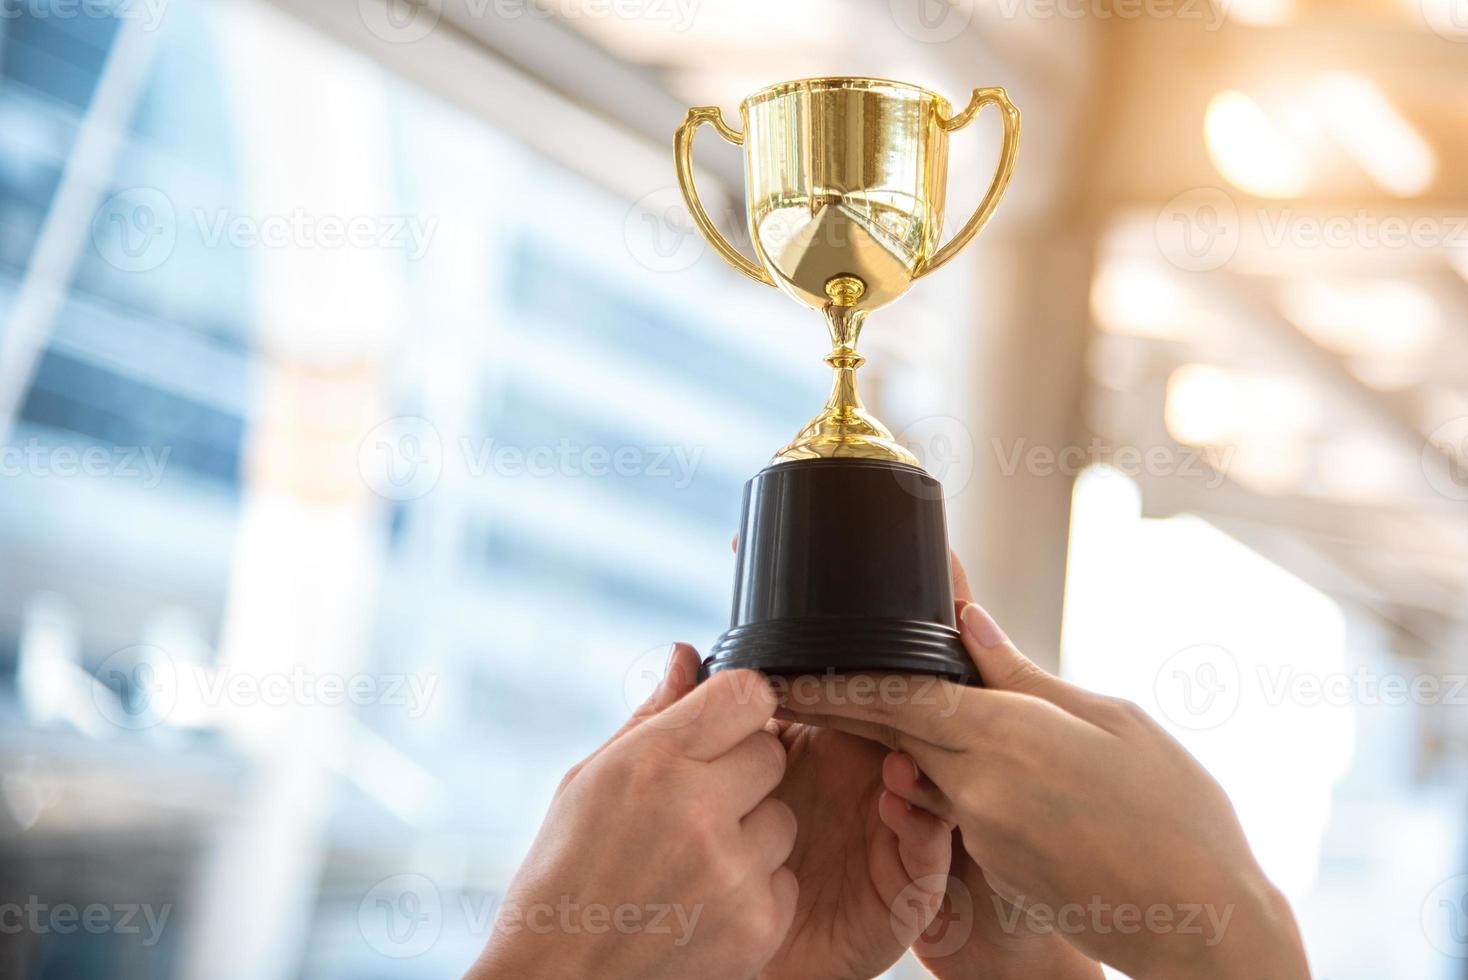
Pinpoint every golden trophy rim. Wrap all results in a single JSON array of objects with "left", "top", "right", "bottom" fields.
[{"left": 740, "top": 75, "right": 952, "bottom": 112}]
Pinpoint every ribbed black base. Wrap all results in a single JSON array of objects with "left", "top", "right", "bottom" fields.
[
  {"left": 702, "top": 457, "right": 981, "bottom": 686},
  {"left": 704, "top": 616, "right": 976, "bottom": 684}
]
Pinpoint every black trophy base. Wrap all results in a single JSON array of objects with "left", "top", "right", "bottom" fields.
[{"left": 703, "top": 458, "right": 980, "bottom": 686}]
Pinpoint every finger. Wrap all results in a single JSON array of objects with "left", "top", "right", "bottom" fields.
[
  {"left": 773, "top": 706, "right": 959, "bottom": 777},
  {"left": 978, "top": 863, "right": 1028, "bottom": 910},
  {"left": 655, "top": 668, "right": 778, "bottom": 761},
  {"left": 566, "top": 644, "right": 700, "bottom": 784},
  {"left": 768, "top": 866, "right": 799, "bottom": 947},
  {"left": 871, "top": 790, "right": 949, "bottom": 944},
  {"left": 775, "top": 708, "right": 912, "bottom": 752},
  {"left": 741, "top": 797, "right": 797, "bottom": 871},
  {"left": 958, "top": 603, "right": 1103, "bottom": 719},
  {"left": 710, "top": 730, "right": 787, "bottom": 815},
  {"left": 882, "top": 751, "right": 955, "bottom": 824},
  {"left": 614, "top": 643, "right": 701, "bottom": 741},
  {"left": 949, "top": 550, "right": 975, "bottom": 604},
  {"left": 877, "top": 790, "right": 952, "bottom": 887},
  {"left": 775, "top": 673, "right": 972, "bottom": 751}
]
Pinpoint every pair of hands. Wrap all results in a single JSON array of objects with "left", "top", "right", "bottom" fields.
[
  {"left": 463, "top": 646, "right": 953, "bottom": 980},
  {"left": 468, "top": 558, "right": 1309, "bottom": 980}
]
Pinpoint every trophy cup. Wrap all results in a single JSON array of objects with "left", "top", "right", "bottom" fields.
[{"left": 674, "top": 77, "right": 1020, "bottom": 684}]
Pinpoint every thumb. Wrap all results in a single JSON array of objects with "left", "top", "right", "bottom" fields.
[
  {"left": 586, "top": 644, "right": 701, "bottom": 765},
  {"left": 651, "top": 668, "right": 778, "bottom": 761},
  {"left": 957, "top": 603, "right": 1098, "bottom": 718},
  {"left": 558, "top": 644, "right": 701, "bottom": 793},
  {"left": 619, "top": 642, "right": 701, "bottom": 735}
]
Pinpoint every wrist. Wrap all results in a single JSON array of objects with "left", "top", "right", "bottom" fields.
[
  {"left": 468, "top": 929, "right": 593, "bottom": 980},
  {"left": 1207, "top": 882, "right": 1309, "bottom": 980},
  {"left": 1141, "top": 877, "right": 1309, "bottom": 980},
  {"left": 930, "top": 954, "right": 1100, "bottom": 980},
  {"left": 923, "top": 930, "right": 1102, "bottom": 980}
]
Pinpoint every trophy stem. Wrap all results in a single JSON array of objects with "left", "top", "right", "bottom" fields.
[
  {"left": 772, "top": 276, "right": 919, "bottom": 465},
  {"left": 824, "top": 302, "right": 867, "bottom": 421}
]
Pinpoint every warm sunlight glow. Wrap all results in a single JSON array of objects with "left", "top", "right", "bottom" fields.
[
  {"left": 1166, "top": 365, "right": 1319, "bottom": 492},
  {"left": 1416, "top": 0, "right": 1468, "bottom": 41},
  {"left": 1166, "top": 364, "right": 1318, "bottom": 448},
  {"left": 1221, "top": 0, "right": 1293, "bottom": 25},
  {"left": 1204, "top": 91, "right": 1311, "bottom": 198},
  {"left": 1279, "top": 279, "right": 1440, "bottom": 390},
  {"left": 1090, "top": 260, "right": 1194, "bottom": 339},
  {"left": 1451, "top": 248, "right": 1468, "bottom": 285},
  {"left": 1310, "top": 72, "right": 1437, "bottom": 197}
]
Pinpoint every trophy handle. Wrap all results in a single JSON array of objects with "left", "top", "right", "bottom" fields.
[
  {"left": 674, "top": 106, "right": 775, "bottom": 286},
  {"left": 916, "top": 87, "right": 1022, "bottom": 278}
]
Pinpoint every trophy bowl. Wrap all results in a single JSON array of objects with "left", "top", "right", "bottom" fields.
[
  {"left": 674, "top": 76, "right": 1020, "bottom": 684},
  {"left": 746, "top": 76, "right": 967, "bottom": 315}
]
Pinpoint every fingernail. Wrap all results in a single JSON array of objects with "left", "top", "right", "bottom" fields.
[
  {"left": 960, "top": 602, "right": 1008, "bottom": 648},
  {"left": 662, "top": 644, "right": 678, "bottom": 686},
  {"left": 904, "top": 754, "right": 920, "bottom": 783}
]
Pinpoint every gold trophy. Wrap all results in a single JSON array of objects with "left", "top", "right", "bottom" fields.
[{"left": 675, "top": 77, "right": 1020, "bottom": 682}]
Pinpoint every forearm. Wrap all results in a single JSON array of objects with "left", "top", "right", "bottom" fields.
[
  {"left": 1204, "top": 885, "right": 1309, "bottom": 980},
  {"left": 1137, "top": 881, "right": 1310, "bottom": 980},
  {"left": 466, "top": 926, "right": 601, "bottom": 980},
  {"left": 932, "top": 949, "right": 1102, "bottom": 980},
  {"left": 923, "top": 927, "right": 1104, "bottom": 980},
  {"left": 464, "top": 941, "right": 563, "bottom": 980}
]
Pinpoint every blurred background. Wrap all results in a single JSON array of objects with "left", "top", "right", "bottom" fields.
[{"left": 0, "top": 0, "right": 1465, "bottom": 976}]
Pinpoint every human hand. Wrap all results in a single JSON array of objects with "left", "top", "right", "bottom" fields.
[
  {"left": 754, "top": 718, "right": 950, "bottom": 980},
  {"left": 894, "top": 835, "right": 1105, "bottom": 980},
  {"left": 779, "top": 581, "right": 1310, "bottom": 980},
  {"left": 861, "top": 555, "right": 1101, "bottom": 980},
  {"left": 467, "top": 646, "right": 798, "bottom": 980}
]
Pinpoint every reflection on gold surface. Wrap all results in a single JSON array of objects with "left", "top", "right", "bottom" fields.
[{"left": 674, "top": 76, "right": 1020, "bottom": 465}]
